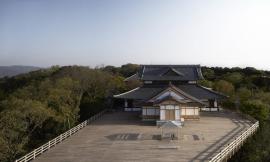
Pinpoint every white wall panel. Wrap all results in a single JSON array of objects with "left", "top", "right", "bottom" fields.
[
  {"left": 175, "top": 109, "right": 180, "bottom": 120},
  {"left": 143, "top": 108, "right": 147, "bottom": 115},
  {"left": 165, "top": 105, "right": 174, "bottom": 110},
  {"left": 160, "top": 109, "right": 165, "bottom": 120},
  {"left": 147, "top": 109, "right": 156, "bottom": 115},
  {"left": 186, "top": 108, "right": 195, "bottom": 115},
  {"left": 195, "top": 108, "right": 199, "bottom": 115},
  {"left": 143, "top": 107, "right": 160, "bottom": 115},
  {"left": 125, "top": 108, "right": 131, "bottom": 111},
  {"left": 181, "top": 108, "right": 186, "bottom": 115}
]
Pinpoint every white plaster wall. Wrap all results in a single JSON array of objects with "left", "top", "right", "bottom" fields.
[
  {"left": 181, "top": 108, "right": 186, "bottom": 115},
  {"left": 186, "top": 108, "right": 195, "bottom": 115},
  {"left": 147, "top": 109, "right": 156, "bottom": 115},
  {"left": 143, "top": 107, "right": 160, "bottom": 115},
  {"left": 160, "top": 109, "right": 165, "bottom": 120},
  {"left": 142, "top": 108, "right": 147, "bottom": 115},
  {"left": 175, "top": 109, "right": 180, "bottom": 120},
  {"left": 195, "top": 108, "right": 199, "bottom": 115},
  {"left": 165, "top": 105, "right": 174, "bottom": 110},
  {"left": 160, "top": 105, "right": 165, "bottom": 109}
]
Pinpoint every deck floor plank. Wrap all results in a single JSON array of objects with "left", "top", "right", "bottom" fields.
[{"left": 34, "top": 111, "right": 251, "bottom": 162}]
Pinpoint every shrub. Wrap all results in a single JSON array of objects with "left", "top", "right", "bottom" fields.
[{"left": 240, "top": 100, "right": 269, "bottom": 121}]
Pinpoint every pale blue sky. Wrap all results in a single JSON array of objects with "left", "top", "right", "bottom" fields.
[{"left": 1, "top": 0, "right": 270, "bottom": 69}]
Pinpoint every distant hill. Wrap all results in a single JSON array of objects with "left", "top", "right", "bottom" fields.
[{"left": 0, "top": 65, "right": 41, "bottom": 78}]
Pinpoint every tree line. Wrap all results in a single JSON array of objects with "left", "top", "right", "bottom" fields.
[
  {"left": 0, "top": 64, "right": 269, "bottom": 162},
  {"left": 0, "top": 64, "right": 139, "bottom": 162},
  {"left": 200, "top": 67, "right": 270, "bottom": 162}
]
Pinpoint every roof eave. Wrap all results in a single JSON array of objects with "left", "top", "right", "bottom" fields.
[
  {"left": 198, "top": 85, "right": 229, "bottom": 98},
  {"left": 124, "top": 73, "right": 139, "bottom": 81},
  {"left": 113, "top": 87, "right": 140, "bottom": 98}
]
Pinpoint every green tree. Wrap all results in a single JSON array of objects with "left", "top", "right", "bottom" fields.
[
  {"left": 214, "top": 80, "right": 235, "bottom": 95},
  {"left": 198, "top": 80, "right": 213, "bottom": 88},
  {"left": 0, "top": 98, "right": 52, "bottom": 162},
  {"left": 0, "top": 110, "right": 28, "bottom": 162},
  {"left": 119, "top": 63, "right": 139, "bottom": 77},
  {"left": 255, "top": 92, "right": 270, "bottom": 105},
  {"left": 223, "top": 72, "right": 243, "bottom": 86},
  {"left": 202, "top": 68, "right": 215, "bottom": 80},
  {"left": 237, "top": 87, "right": 252, "bottom": 101},
  {"left": 240, "top": 100, "right": 269, "bottom": 121}
]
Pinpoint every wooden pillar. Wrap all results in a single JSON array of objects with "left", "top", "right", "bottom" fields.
[
  {"left": 124, "top": 99, "right": 128, "bottom": 108},
  {"left": 214, "top": 99, "right": 218, "bottom": 107}
]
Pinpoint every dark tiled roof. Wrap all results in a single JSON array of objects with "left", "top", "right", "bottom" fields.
[
  {"left": 114, "top": 84, "right": 226, "bottom": 100},
  {"left": 177, "top": 84, "right": 227, "bottom": 100},
  {"left": 114, "top": 86, "right": 164, "bottom": 100},
  {"left": 124, "top": 73, "right": 139, "bottom": 81},
  {"left": 137, "top": 65, "right": 204, "bottom": 81}
]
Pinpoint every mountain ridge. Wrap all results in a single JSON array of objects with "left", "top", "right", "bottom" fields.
[{"left": 0, "top": 65, "right": 41, "bottom": 78}]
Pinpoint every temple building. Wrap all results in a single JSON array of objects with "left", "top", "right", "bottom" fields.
[{"left": 114, "top": 65, "right": 226, "bottom": 125}]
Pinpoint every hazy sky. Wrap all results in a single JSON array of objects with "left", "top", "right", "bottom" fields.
[{"left": 1, "top": 0, "right": 270, "bottom": 69}]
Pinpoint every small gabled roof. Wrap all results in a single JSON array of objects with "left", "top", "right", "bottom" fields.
[
  {"left": 138, "top": 65, "right": 204, "bottom": 81},
  {"left": 160, "top": 121, "right": 182, "bottom": 128},
  {"left": 148, "top": 83, "right": 206, "bottom": 105},
  {"left": 160, "top": 67, "right": 185, "bottom": 77},
  {"left": 152, "top": 91, "right": 188, "bottom": 104}
]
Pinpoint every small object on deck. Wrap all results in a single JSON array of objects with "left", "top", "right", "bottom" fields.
[
  {"left": 160, "top": 121, "right": 182, "bottom": 140},
  {"left": 192, "top": 134, "right": 200, "bottom": 141}
]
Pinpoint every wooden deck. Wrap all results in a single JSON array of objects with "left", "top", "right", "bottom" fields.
[{"left": 34, "top": 111, "right": 252, "bottom": 162}]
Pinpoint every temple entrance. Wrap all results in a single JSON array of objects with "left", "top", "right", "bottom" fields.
[
  {"left": 165, "top": 109, "right": 175, "bottom": 120},
  {"left": 159, "top": 105, "right": 180, "bottom": 121}
]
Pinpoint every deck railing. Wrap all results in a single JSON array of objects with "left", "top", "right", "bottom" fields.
[
  {"left": 209, "top": 121, "right": 259, "bottom": 162},
  {"left": 15, "top": 109, "right": 107, "bottom": 162}
]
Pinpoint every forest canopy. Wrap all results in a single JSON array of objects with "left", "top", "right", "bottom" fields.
[
  {"left": 200, "top": 66, "right": 270, "bottom": 162},
  {"left": 0, "top": 64, "right": 140, "bottom": 162},
  {"left": 0, "top": 64, "right": 269, "bottom": 162}
]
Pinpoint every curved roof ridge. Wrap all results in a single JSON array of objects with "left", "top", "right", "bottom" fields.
[{"left": 113, "top": 87, "right": 140, "bottom": 98}]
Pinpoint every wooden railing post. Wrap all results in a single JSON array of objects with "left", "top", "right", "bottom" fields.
[{"left": 209, "top": 119, "right": 259, "bottom": 162}]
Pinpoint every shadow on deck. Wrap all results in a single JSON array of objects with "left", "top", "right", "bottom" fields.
[{"left": 189, "top": 111, "right": 252, "bottom": 162}]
